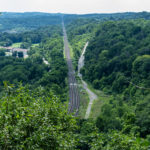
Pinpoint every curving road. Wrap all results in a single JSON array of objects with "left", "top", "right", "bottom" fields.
[
  {"left": 62, "top": 19, "right": 80, "bottom": 115},
  {"left": 78, "top": 42, "right": 98, "bottom": 119}
]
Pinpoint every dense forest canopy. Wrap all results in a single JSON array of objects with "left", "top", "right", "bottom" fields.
[
  {"left": 1, "top": 11, "right": 150, "bottom": 33},
  {"left": 0, "top": 25, "right": 62, "bottom": 47},
  {"left": 64, "top": 11, "right": 150, "bottom": 24},
  {"left": 82, "top": 20, "right": 150, "bottom": 95},
  {"left": 0, "top": 24, "right": 68, "bottom": 101},
  {"left": 0, "top": 12, "right": 62, "bottom": 32}
]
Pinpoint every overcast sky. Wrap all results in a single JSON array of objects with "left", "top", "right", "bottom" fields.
[{"left": 0, "top": 0, "right": 150, "bottom": 14}]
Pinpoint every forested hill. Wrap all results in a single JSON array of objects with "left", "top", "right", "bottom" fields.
[
  {"left": 0, "top": 12, "right": 60, "bottom": 18},
  {"left": 1, "top": 11, "right": 150, "bottom": 32},
  {"left": 79, "top": 19, "right": 150, "bottom": 144},
  {"left": 64, "top": 11, "right": 150, "bottom": 24},
  {"left": 64, "top": 15, "right": 150, "bottom": 149},
  {"left": 0, "top": 12, "right": 62, "bottom": 32},
  {"left": 64, "top": 11, "right": 150, "bottom": 70},
  {"left": 82, "top": 20, "right": 150, "bottom": 96}
]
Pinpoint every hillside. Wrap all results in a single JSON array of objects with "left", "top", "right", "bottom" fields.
[
  {"left": 80, "top": 19, "right": 150, "bottom": 142},
  {"left": 0, "top": 12, "right": 62, "bottom": 32},
  {"left": 65, "top": 14, "right": 150, "bottom": 149},
  {"left": 0, "top": 12, "right": 150, "bottom": 149},
  {"left": 82, "top": 20, "right": 150, "bottom": 96}
]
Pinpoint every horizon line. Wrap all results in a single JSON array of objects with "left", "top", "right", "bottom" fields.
[{"left": 1, "top": 11, "right": 149, "bottom": 15}]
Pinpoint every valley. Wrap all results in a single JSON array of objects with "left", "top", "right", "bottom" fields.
[{"left": 0, "top": 12, "right": 150, "bottom": 149}]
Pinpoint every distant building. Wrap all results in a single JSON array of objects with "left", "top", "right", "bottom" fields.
[{"left": 0, "top": 46, "right": 28, "bottom": 58}]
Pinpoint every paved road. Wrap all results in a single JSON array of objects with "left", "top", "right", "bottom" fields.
[
  {"left": 78, "top": 42, "right": 98, "bottom": 119},
  {"left": 62, "top": 20, "right": 80, "bottom": 115}
]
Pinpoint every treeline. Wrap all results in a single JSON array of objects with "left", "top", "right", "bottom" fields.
[
  {"left": 64, "top": 11, "right": 150, "bottom": 24},
  {"left": 1, "top": 11, "right": 150, "bottom": 32},
  {"left": 0, "top": 12, "right": 62, "bottom": 32},
  {"left": 0, "top": 25, "right": 62, "bottom": 47}
]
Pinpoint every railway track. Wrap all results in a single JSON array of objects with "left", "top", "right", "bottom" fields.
[{"left": 62, "top": 20, "right": 80, "bottom": 116}]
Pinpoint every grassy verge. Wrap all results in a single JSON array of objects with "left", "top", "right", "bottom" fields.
[
  {"left": 68, "top": 44, "right": 74, "bottom": 59},
  {"left": 85, "top": 82, "right": 112, "bottom": 119},
  {"left": 77, "top": 77, "right": 90, "bottom": 119},
  {"left": 11, "top": 42, "right": 22, "bottom": 48},
  {"left": 89, "top": 94, "right": 111, "bottom": 119},
  {"left": 63, "top": 39, "right": 73, "bottom": 59},
  {"left": 31, "top": 43, "right": 39, "bottom": 47},
  {"left": 63, "top": 38, "right": 66, "bottom": 59}
]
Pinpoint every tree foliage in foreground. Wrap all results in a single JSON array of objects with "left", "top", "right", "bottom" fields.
[
  {"left": 0, "top": 83, "right": 77, "bottom": 149},
  {"left": 0, "top": 84, "right": 149, "bottom": 150},
  {"left": 76, "top": 119, "right": 149, "bottom": 150}
]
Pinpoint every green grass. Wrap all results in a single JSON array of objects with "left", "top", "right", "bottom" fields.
[
  {"left": 11, "top": 42, "right": 22, "bottom": 48},
  {"left": 65, "top": 35, "right": 108, "bottom": 119},
  {"left": 63, "top": 39, "right": 66, "bottom": 59},
  {"left": 68, "top": 36, "right": 110, "bottom": 119},
  {"left": 68, "top": 44, "right": 74, "bottom": 59},
  {"left": 77, "top": 77, "right": 109, "bottom": 119},
  {"left": 63, "top": 37, "right": 89, "bottom": 118},
  {"left": 63, "top": 40, "right": 73, "bottom": 59},
  {"left": 77, "top": 77, "right": 90, "bottom": 119},
  {"left": 31, "top": 43, "right": 39, "bottom": 47},
  {"left": 84, "top": 81, "right": 112, "bottom": 119},
  {"left": 89, "top": 94, "right": 111, "bottom": 119}
]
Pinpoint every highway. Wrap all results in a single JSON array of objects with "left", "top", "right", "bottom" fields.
[{"left": 62, "top": 19, "right": 80, "bottom": 115}]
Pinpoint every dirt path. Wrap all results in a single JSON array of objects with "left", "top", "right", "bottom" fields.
[
  {"left": 78, "top": 42, "right": 98, "bottom": 119},
  {"left": 78, "top": 42, "right": 88, "bottom": 77},
  {"left": 43, "top": 58, "right": 49, "bottom": 65}
]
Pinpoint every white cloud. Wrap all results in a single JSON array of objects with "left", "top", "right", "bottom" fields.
[{"left": 0, "top": 0, "right": 150, "bottom": 14}]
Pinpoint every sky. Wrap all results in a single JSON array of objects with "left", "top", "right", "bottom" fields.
[{"left": 0, "top": 0, "right": 150, "bottom": 14}]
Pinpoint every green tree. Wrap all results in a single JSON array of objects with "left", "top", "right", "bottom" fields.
[
  {"left": 0, "top": 48, "right": 5, "bottom": 56},
  {"left": 12, "top": 51, "right": 17, "bottom": 57},
  {"left": 0, "top": 84, "right": 77, "bottom": 149},
  {"left": 18, "top": 51, "right": 24, "bottom": 58}
]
